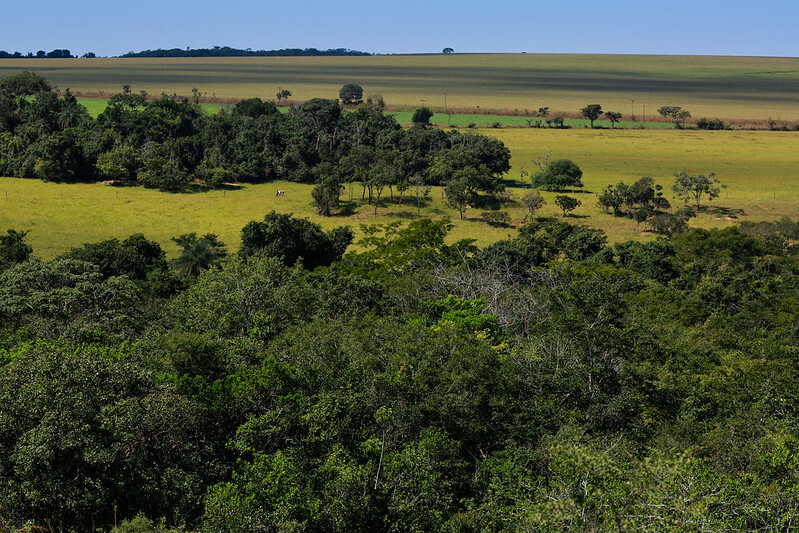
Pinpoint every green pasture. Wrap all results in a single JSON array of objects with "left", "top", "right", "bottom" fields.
[
  {"left": 2, "top": 128, "right": 798, "bottom": 259},
  {"left": 3, "top": 53, "right": 799, "bottom": 120}
]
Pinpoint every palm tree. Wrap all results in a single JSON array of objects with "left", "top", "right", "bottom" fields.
[{"left": 171, "top": 233, "right": 226, "bottom": 277}]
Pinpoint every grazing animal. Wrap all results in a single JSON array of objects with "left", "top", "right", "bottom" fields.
[{"left": 276, "top": 190, "right": 285, "bottom": 196}]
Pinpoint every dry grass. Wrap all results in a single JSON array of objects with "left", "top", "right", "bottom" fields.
[{"left": 2, "top": 54, "right": 798, "bottom": 120}]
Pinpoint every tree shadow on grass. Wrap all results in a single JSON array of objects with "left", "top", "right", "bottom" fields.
[
  {"left": 389, "top": 210, "right": 424, "bottom": 220},
  {"left": 703, "top": 205, "right": 746, "bottom": 218}
]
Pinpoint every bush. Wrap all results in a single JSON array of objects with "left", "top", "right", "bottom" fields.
[
  {"left": 480, "top": 211, "right": 511, "bottom": 227},
  {"left": 696, "top": 117, "right": 728, "bottom": 130},
  {"left": 412, "top": 107, "right": 434, "bottom": 126},
  {"left": 532, "top": 159, "right": 583, "bottom": 191}
]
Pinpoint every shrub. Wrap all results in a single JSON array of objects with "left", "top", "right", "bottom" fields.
[{"left": 480, "top": 211, "right": 511, "bottom": 227}]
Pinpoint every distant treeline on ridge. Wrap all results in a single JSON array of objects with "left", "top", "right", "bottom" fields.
[
  {"left": 0, "top": 47, "right": 370, "bottom": 59},
  {"left": 121, "top": 46, "right": 371, "bottom": 58},
  {"left": 0, "top": 49, "right": 77, "bottom": 59}
]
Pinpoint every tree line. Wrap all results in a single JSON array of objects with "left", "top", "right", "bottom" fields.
[
  {"left": 120, "top": 47, "right": 371, "bottom": 58},
  {"left": 0, "top": 49, "right": 81, "bottom": 59},
  {"left": 0, "top": 209, "right": 798, "bottom": 531},
  {"left": 0, "top": 72, "right": 510, "bottom": 213}
]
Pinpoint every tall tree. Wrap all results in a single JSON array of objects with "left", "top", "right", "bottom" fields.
[
  {"left": 580, "top": 104, "right": 603, "bottom": 128},
  {"left": 339, "top": 83, "right": 364, "bottom": 106},
  {"left": 672, "top": 171, "right": 724, "bottom": 209}
]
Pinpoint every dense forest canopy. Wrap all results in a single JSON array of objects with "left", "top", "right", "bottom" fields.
[{"left": 0, "top": 209, "right": 798, "bottom": 531}]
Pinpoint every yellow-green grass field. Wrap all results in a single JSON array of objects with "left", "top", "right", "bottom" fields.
[
  {"left": 3, "top": 53, "right": 799, "bottom": 121},
  {"left": 1, "top": 128, "right": 797, "bottom": 259}
]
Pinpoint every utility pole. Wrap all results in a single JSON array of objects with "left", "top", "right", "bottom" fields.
[
  {"left": 444, "top": 93, "right": 447, "bottom": 113},
  {"left": 642, "top": 103, "right": 646, "bottom": 129},
  {"left": 630, "top": 99, "right": 635, "bottom": 120}
]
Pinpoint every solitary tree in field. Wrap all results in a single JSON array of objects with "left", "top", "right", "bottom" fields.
[
  {"left": 412, "top": 107, "right": 434, "bottom": 126},
  {"left": 339, "top": 83, "right": 364, "bottom": 106},
  {"left": 555, "top": 195, "right": 581, "bottom": 217},
  {"left": 276, "top": 88, "right": 292, "bottom": 103},
  {"left": 658, "top": 105, "right": 691, "bottom": 128},
  {"left": 520, "top": 191, "right": 545, "bottom": 222},
  {"left": 604, "top": 111, "right": 622, "bottom": 129},
  {"left": 532, "top": 159, "right": 583, "bottom": 191},
  {"left": 672, "top": 171, "right": 725, "bottom": 209},
  {"left": 442, "top": 47, "right": 454, "bottom": 54},
  {"left": 580, "top": 104, "right": 603, "bottom": 128}
]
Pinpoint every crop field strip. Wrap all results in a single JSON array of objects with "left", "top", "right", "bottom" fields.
[
  {"left": 2, "top": 128, "right": 797, "bottom": 260},
  {"left": 3, "top": 53, "right": 799, "bottom": 120}
]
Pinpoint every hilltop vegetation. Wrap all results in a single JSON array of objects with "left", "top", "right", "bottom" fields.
[{"left": 121, "top": 46, "right": 371, "bottom": 58}]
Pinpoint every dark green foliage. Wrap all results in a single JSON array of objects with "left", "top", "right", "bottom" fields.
[
  {"left": 0, "top": 71, "right": 52, "bottom": 99},
  {"left": 614, "top": 240, "right": 678, "bottom": 283},
  {"left": 339, "top": 83, "right": 364, "bottom": 106},
  {"left": 554, "top": 194, "right": 580, "bottom": 216},
  {"left": 0, "top": 258, "right": 143, "bottom": 340},
  {"left": 580, "top": 103, "right": 602, "bottom": 128},
  {"left": 312, "top": 175, "right": 344, "bottom": 216},
  {"left": 532, "top": 158, "right": 583, "bottom": 191},
  {"left": 480, "top": 210, "right": 511, "bottom": 227},
  {"left": 0, "top": 346, "right": 209, "bottom": 529},
  {"left": 239, "top": 211, "right": 353, "bottom": 268},
  {"left": 696, "top": 117, "right": 728, "bottom": 130},
  {"left": 412, "top": 106, "right": 434, "bottom": 126},
  {"left": 649, "top": 206, "right": 696, "bottom": 236},
  {"left": 0, "top": 72, "right": 512, "bottom": 194},
  {"left": 604, "top": 110, "right": 622, "bottom": 128},
  {"left": 171, "top": 233, "right": 227, "bottom": 278},
  {"left": 0, "top": 229, "right": 32, "bottom": 269},
  {"left": 444, "top": 177, "right": 476, "bottom": 219},
  {"left": 1, "top": 217, "right": 799, "bottom": 530},
  {"left": 62, "top": 233, "right": 169, "bottom": 293},
  {"left": 231, "top": 97, "right": 278, "bottom": 118}
]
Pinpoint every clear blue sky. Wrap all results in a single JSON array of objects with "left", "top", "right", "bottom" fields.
[{"left": 2, "top": 0, "right": 797, "bottom": 58}]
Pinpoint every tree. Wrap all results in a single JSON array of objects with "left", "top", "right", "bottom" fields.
[
  {"left": 0, "top": 229, "right": 32, "bottom": 268},
  {"left": 580, "top": 104, "right": 602, "bottom": 128},
  {"left": 171, "top": 233, "right": 227, "bottom": 277},
  {"left": 442, "top": 47, "right": 454, "bottom": 54},
  {"left": 532, "top": 159, "right": 584, "bottom": 191},
  {"left": 520, "top": 191, "right": 545, "bottom": 222},
  {"left": 555, "top": 195, "right": 581, "bottom": 216},
  {"left": 445, "top": 178, "right": 477, "bottom": 220},
  {"left": 412, "top": 107, "right": 434, "bottom": 126},
  {"left": 658, "top": 105, "right": 691, "bottom": 128},
  {"left": 312, "top": 176, "right": 344, "bottom": 216},
  {"left": 339, "top": 83, "right": 364, "bottom": 106},
  {"left": 276, "top": 88, "right": 292, "bottom": 103},
  {"left": 604, "top": 110, "right": 622, "bottom": 129},
  {"left": 672, "top": 171, "right": 725, "bottom": 209},
  {"left": 239, "top": 211, "right": 353, "bottom": 268}
]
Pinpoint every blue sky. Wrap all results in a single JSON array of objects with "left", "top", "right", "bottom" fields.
[{"left": 2, "top": 0, "right": 797, "bottom": 58}]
